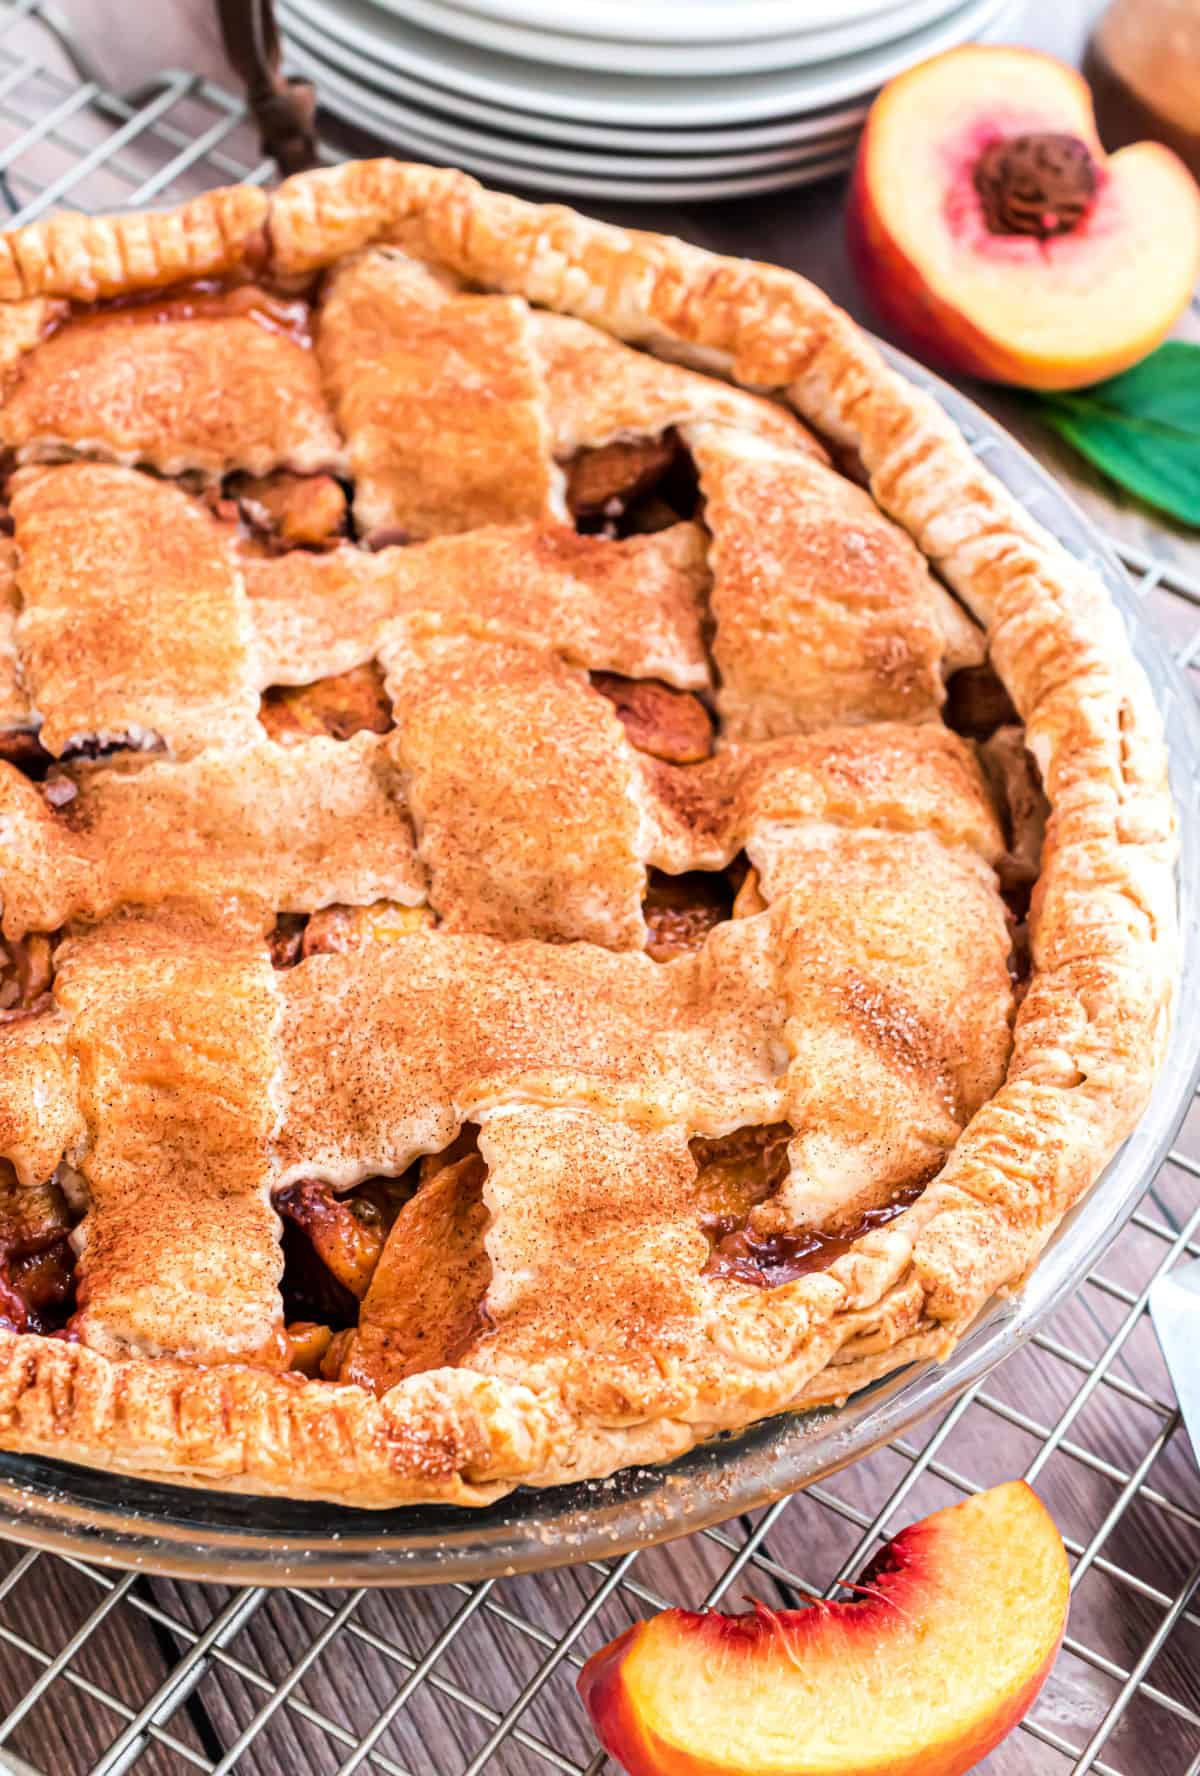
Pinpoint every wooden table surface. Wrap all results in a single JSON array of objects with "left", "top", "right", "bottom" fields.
[{"left": 0, "top": 2, "right": 1197, "bottom": 1774}]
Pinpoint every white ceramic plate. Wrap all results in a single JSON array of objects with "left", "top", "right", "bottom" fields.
[
  {"left": 279, "top": 0, "right": 1008, "bottom": 128},
  {"left": 371, "top": 0, "right": 965, "bottom": 77},
  {"left": 417, "top": 0, "right": 916, "bottom": 45},
  {"left": 289, "top": 37, "right": 860, "bottom": 195},
  {"left": 278, "top": 9, "right": 875, "bottom": 153},
  {"left": 285, "top": 28, "right": 861, "bottom": 177}
]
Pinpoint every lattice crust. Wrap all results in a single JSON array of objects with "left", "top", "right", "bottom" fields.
[
  {"left": 53, "top": 906, "right": 282, "bottom": 1364},
  {"left": 1, "top": 442, "right": 980, "bottom": 764},
  {"left": 0, "top": 708, "right": 1003, "bottom": 949},
  {"left": 271, "top": 916, "right": 788, "bottom": 1184},
  {"left": 530, "top": 310, "right": 825, "bottom": 458},
  {"left": 769, "top": 837, "right": 1012, "bottom": 1230},
  {"left": 688, "top": 425, "right": 986, "bottom": 736},
  {"left": 0, "top": 880, "right": 1005, "bottom": 1493},
  {"left": 245, "top": 522, "right": 711, "bottom": 689},
  {"left": 0, "top": 162, "right": 1177, "bottom": 1508},
  {"left": 0, "top": 542, "right": 31, "bottom": 732},
  {"left": 0, "top": 1013, "right": 83, "bottom": 1190},
  {"left": 9, "top": 463, "right": 261, "bottom": 757},
  {"left": 641, "top": 724, "right": 1005, "bottom": 876},
  {"left": 0, "top": 295, "right": 344, "bottom": 478},
  {"left": 317, "top": 247, "right": 564, "bottom": 540},
  {"left": 379, "top": 619, "right": 649, "bottom": 946},
  {"left": 0, "top": 734, "right": 424, "bottom": 938},
  {"left": 468, "top": 1110, "right": 709, "bottom": 1422}
]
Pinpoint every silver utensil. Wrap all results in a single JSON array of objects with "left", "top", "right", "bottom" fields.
[{"left": 1150, "top": 1258, "right": 1200, "bottom": 1465}]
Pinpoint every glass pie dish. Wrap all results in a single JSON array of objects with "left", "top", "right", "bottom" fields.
[{"left": 0, "top": 346, "right": 1195, "bottom": 1588}]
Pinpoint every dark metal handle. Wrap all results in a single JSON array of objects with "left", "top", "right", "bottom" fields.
[{"left": 215, "top": 0, "right": 318, "bottom": 175}]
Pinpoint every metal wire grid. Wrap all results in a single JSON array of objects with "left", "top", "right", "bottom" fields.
[
  {"left": 0, "top": 0, "right": 278, "bottom": 225},
  {"left": 0, "top": 4, "right": 1196, "bottom": 1771}
]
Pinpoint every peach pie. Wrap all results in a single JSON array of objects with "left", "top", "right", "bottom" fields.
[{"left": 0, "top": 162, "right": 1176, "bottom": 1506}]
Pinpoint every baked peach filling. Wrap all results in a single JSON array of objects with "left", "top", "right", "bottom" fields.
[
  {"left": 225, "top": 471, "right": 348, "bottom": 549},
  {"left": 267, "top": 914, "right": 308, "bottom": 969},
  {"left": 276, "top": 1128, "right": 489, "bottom": 1383},
  {"left": 0, "top": 729, "right": 49, "bottom": 772},
  {"left": 269, "top": 900, "right": 435, "bottom": 969},
  {"left": 643, "top": 869, "right": 737, "bottom": 962},
  {"left": 308, "top": 900, "right": 435, "bottom": 953},
  {"left": 566, "top": 429, "right": 701, "bottom": 538},
  {"left": 276, "top": 1175, "right": 414, "bottom": 1372},
  {"left": 337, "top": 1146, "right": 490, "bottom": 1392},
  {"left": 566, "top": 433, "right": 681, "bottom": 520},
  {"left": 0, "top": 933, "right": 54, "bottom": 1021},
  {"left": 708, "top": 1185, "right": 927, "bottom": 1287},
  {"left": 691, "top": 1124, "right": 794, "bottom": 1235},
  {"left": 692, "top": 1124, "right": 925, "bottom": 1288},
  {"left": 944, "top": 659, "right": 1019, "bottom": 738},
  {"left": 258, "top": 660, "right": 393, "bottom": 744},
  {"left": 0, "top": 1162, "right": 79, "bottom": 1335},
  {"left": 591, "top": 672, "right": 715, "bottom": 764},
  {"left": 278, "top": 1177, "right": 410, "bottom": 1297},
  {"left": 980, "top": 726, "right": 1049, "bottom": 996},
  {"left": 59, "top": 279, "right": 315, "bottom": 349},
  {"left": 940, "top": 656, "right": 1047, "bottom": 995}
]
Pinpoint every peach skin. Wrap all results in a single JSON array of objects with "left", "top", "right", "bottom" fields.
[
  {"left": 578, "top": 1479, "right": 1069, "bottom": 1775},
  {"left": 847, "top": 45, "right": 1200, "bottom": 390}
]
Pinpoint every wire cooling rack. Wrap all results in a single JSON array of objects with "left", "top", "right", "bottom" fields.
[{"left": 0, "top": 4, "right": 1198, "bottom": 1771}]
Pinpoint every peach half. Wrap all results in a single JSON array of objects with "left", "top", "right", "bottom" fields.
[
  {"left": 578, "top": 1479, "right": 1069, "bottom": 1776},
  {"left": 847, "top": 45, "right": 1200, "bottom": 389}
]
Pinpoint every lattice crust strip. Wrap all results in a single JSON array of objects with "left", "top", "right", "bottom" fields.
[{"left": 0, "top": 161, "right": 1177, "bottom": 1507}]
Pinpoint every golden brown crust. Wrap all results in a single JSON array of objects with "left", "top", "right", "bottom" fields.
[
  {"left": 245, "top": 521, "right": 710, "bottom": 689},
  {"left": 642, "top": 722, "right": 1006, "bottom": 877},
  {"left": 54, "top": 907, "right": 282, "bottom": 1363},
  {"left": 10, "top": 463, "right": 260, "bottom": 757},
  {"left": 0, "top": 734, "right": 425, "bottom": 939},
  {"left": 0, "top": 1013, "right": 84, "bottom": 1190},
  {"left": 317, "top": 247, "right": 562, "bottom": 539},
  {"left": 0, "top": 297, "right": 63, "bottom": 383},
  {"left": 690, "top": 425, "right": 982, "bottom": 736},
  {"left": 0, "top": 540, "right": 32, "bottom": 734},
  {"left": 0, "top": 164, "right": 1176, "bottom": 1506},
  {"left": 0, "top": 186, "right": 269, "bottom": 302},
  {"left": 532, "top": 309, "right": 823, "bottom": 459},
  {"left": 1, "top": 301, "right": 343, "bottom": 479},
  {"left": 0, "top": 1330, "right": 535, "bottom": 1505},
  {"left": 379, "top": 619, "right": 648, "bottom": 947},
  {"left": 770, "top": 835, "right": 1012, "bottom": 1233},
  {"left": 271, "top": 917, "right": 787, "bottom": 1183}
]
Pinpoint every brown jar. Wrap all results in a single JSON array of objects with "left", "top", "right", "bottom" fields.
[{"left": 1086, "top": 0, "right": 1200, "bottom": 179}]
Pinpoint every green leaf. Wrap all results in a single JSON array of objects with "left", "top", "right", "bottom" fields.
[{"left": 1032, "top": 342, "right": 1200, "bottom": 529}]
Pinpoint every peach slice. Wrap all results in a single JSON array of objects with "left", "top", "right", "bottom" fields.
[
  {"left": 578, "top": 1480, "right": 1068, "bottom": 1776},
  {"left": 847, "top": 45, "right": 1200, "bottom": 390}
]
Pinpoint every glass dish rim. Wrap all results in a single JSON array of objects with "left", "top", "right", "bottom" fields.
[{"left": 0, "top": 343, "right": 1196, "bottom": 1587}]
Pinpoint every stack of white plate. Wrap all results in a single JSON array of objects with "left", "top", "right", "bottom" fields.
[{"left": 279, "top": 0, "right": 1019, "bottom": 202}]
